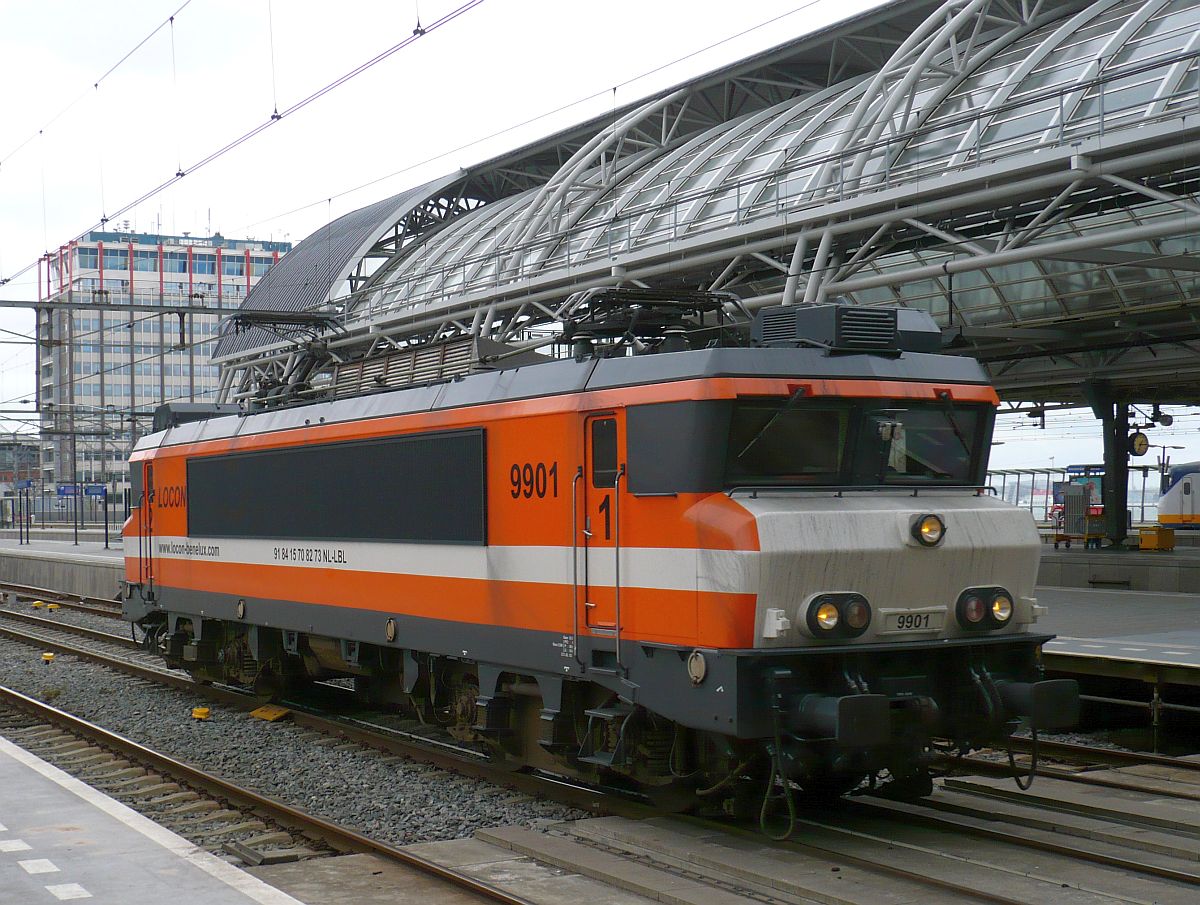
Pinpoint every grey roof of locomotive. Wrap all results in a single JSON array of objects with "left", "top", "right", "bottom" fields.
[{"left": 134, "top": 346, "right": 989, "bottom": 453}]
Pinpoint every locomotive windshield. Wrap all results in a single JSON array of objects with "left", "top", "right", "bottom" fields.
[{"left": 726, "top": 397, "right": 989, "bottom": 487}]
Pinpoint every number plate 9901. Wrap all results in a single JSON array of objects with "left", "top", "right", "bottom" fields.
[{"left": 883, "top": 611, "right": 944, "bottom": 633}]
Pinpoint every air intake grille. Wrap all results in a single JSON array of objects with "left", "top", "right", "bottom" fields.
[
  {"left": 756, "top": 307, "right": 801, "bottom": 344},
  {"left": 835, "top": 308, "right": 897, "bottom": 349}
]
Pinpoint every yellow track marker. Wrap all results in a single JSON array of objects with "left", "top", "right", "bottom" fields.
[{"left": 249, "top": 704, "right": 291, "bottom": 722}]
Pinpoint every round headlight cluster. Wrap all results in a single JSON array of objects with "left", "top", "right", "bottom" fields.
[
  {"left": 814, "top": 601, "right": 840, "bottom": 630},
  {"left": 912, "top": 513, "right": 946, "bottom": 547},
  {"left": 956, "top": 587, "right": 1014, "bottom": 631},
  {"left": 806, "top": 594, "right": 871, "bottom": 639}
]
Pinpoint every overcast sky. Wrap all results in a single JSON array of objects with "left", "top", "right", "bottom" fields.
[{"left": 0, "top": 0, "right": 1196, "bottom": 471}]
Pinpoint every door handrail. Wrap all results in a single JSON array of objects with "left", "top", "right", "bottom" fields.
[
  {"left": 145, "top": 465, "right": 156, "bottom": 602},
  {"left": 570, "top": 466, "right": 584, "bottom": 667},
  {"left": 613, "top": 464, "right": 626, "bottom": 672}
]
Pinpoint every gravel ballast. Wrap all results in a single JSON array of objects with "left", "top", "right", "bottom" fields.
[{"left": 0, "top": 637, "right": 589, "bottom": 844}]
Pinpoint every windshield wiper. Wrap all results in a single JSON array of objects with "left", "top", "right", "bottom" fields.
[
  {"left": 736, "top": 386, "right": 807, "bottom": 460},
  {"left": 938, "top": 392, "right": 972, "bottom": 457}
]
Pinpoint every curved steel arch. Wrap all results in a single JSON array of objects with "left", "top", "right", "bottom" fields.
[{"left": 218, "top": 0, "right": 1200, "bottom": 407}]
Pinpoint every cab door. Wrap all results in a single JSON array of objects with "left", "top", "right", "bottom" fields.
[
  {"left": 140, "top": 461, "right": 157, "bottom": 599},
  {"left": 582, "top": 414, "right": 620, "bottom": 630}
]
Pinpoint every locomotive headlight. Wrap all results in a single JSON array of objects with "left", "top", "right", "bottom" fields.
[
  {"left": 958, "top": 593, "right": 988, "bottom": 627},
  {"left": 815, "top": 601, "right": 840, "bottom": 631},
  {"left": 805, "top": 594, "right": 871, "bottom": 638},
  {"left": 843, "top": 597, "right": 871, "bottom": 635},
  {"left": 913, "top": 514, "right": 945, "bottom": 547},
  {"left": 991, "top": 592, "right": 1013, "bottom": 624},
  {"left": 957, "top": 587, "right": 1013, "bottom": 630}
]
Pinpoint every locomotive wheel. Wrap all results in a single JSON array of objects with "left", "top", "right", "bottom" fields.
[
  {"left": 798, "top": 771, "right": 867, "bottom": 802},
  {"left": 645, "top": 782, "right": 698, "bottom": 813},
  {"left": 876, "top": 768, "right": 933, "bottom": 801}
]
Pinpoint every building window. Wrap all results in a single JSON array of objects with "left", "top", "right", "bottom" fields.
[
  {"left": 133, "top": 250, "right": 158, "bottom": 272},
  {"left": 251, "top": 257, "right": 273, "bottom": 276},
  {"left": 102, "top": 249, "right": 129, "bottom": 271},
  {"left": 162, "top": 252, "right": 187, "bottom": 274},
  {"left": 77, "top": 248, "right": 99, "bottom": 269},
  {"left": 193, "top": 254, "right": 216, "bottom": 275},
  {"left": 222, "top": 258, "right": 245, "bottom": 277}
]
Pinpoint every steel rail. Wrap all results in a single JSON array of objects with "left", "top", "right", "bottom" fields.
[
  {"left": 0, "top": 579, "right": 122, "bottom": 616},
  {"left": 7, "top": 616, "right": 1193, "bottom": 901},
  {"left": 54, "top": 600, "right": 124, "bottom": 620},
  {"left": 0, "top": 683, "right": 534, "bottom": 905},
  {"left": 0, "top": 621, "right": 635, "bottom": 820},
  {"left": 0, "top": 608, "right": 138, "bottom": 649},
  {"left": 686, "top": 810, "right": 1042, "bottom": 905},
  {"left": 1005, "top": 735, "right": 1200, "bottom": 772},
  {"left": 941, "top": 750, "right": 1200, "bottom": 804},
  {"left": 843, "top": 796, "right": 1200, "bottom": 888}
]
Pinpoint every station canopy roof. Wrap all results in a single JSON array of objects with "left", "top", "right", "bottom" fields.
[{"left": 219, "top": 0, "right": 1200, "bottom": 406}]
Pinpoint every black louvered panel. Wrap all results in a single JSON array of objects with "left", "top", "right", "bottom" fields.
[
  {"left": 835, "top": 307, "right": 897, "bottom": 349},
  {"left": 756, "top": 307, "right": 800, "bottom": 344}
]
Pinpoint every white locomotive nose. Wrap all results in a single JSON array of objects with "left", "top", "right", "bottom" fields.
[{"left": 738, "top": 493, "right": 1039, "bottom": 648}]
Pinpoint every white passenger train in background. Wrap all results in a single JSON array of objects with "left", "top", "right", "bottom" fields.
[{"left": 1158, "top": 461, "right": 1200, "bottom": 528}]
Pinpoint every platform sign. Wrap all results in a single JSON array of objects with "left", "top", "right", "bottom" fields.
[
  {"left": 1065, "top": 464, "right": 1105, "bottom": 475},
  {"left": 56, "top": 484, "right": 77, "bottom": 496},
  {"left": 15, "top": 479, "right": 32, "bottom": 489},
  {"left": 84, "top": 485, "right": 106, "bottom": 497}
]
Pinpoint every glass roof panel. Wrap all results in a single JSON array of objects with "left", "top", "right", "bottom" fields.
[{"left": 344, "top": 0, "right": 1200, "bottom": 329}]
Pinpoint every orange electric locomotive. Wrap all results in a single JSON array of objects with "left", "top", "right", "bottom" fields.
[{"left": 123, "top": 292, "right": 1077, "bottom": 823}]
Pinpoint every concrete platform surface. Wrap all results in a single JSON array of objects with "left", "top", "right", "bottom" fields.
[
  {"left": 405, "top": 835, "right": 654, "bottom": 905},
  {"left": 0, "top": 537, "right": 123, "bottom": 561},
  {"left": 1037, "top": 585, "right": 1200, "bottom": 672},
  {"left": 0, "top": 734, "right": 303, "bottom": 905},
  {"left": 250, "top": 853, "right": 488, "bottom": 905},
  {"left": 1036, "top": 586, "right": 1200, "bottom": 637}
]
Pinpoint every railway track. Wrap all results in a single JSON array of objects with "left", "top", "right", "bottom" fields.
[
  {"left": 0, "top": 684, "right": 532, "bottom": 904},
  {"left": 5, "top": 598, "right": 1200, "bottom": 903},
  {"left": 0, "top": 579, "right": 123, "bottom": 619},
  {"left": 944, "top": 735, "right": 1200, "bottom": 802},
  {"left": 0, "top": 610, "right": 628, "bottom": 818}
]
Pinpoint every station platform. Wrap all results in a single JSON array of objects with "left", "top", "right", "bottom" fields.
[
  {"left": 0, "top": 537, "right": 123, "bottom": 600},
  {"left": 1037, "top": 546, "right": 1200, "bottom": 594},
  {"left": 0, "top": 735, "right": 302, "bottom": 905},
  {"left": 1038, "top": 586, "right": 1200, "bottom": 687}
]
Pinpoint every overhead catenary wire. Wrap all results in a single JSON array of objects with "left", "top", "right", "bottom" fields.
[
  {"left": 169, "top": 16, "right": 182, "bottom": 177},
  {"left": 239, "top": 0, "right": 841, "bottom": 231},
  {"left": 267, "top": 0, "right": 281, "bottom": 120},
  {"left": 0, "top": 0, "right": 195, "bottom": 172},
  {"left": 0, "top": 331, "right": 224, "bottom": 412},
  {"left": 2, "top": 0, "right": 488, "bottom": 288}
]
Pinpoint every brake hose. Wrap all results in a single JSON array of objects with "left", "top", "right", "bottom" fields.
[
  {"left": 759, "top": 713, "right": 796, "bottom": 841},
  {"left": 1008, "top": 726, "right": 1038, "bottom": 790}
]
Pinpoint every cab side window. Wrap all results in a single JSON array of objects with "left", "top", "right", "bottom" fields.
[{"left": 592, "top": 418, "right": 617, "bottom": 488}]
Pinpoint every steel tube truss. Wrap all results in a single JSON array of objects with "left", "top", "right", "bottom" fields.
[{"left": 218, "top": 0, "right": 1200, "bottom": 405}]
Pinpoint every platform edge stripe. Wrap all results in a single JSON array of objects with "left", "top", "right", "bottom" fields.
[{"left": 0, "top": 736, "right": 306, "bottom": 905}]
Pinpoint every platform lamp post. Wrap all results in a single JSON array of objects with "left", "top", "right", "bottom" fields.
[{"left": 70, "top": 423, "right": 79, "bottom": 546}]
